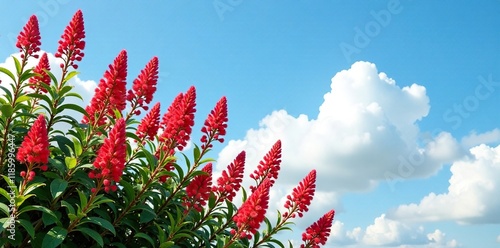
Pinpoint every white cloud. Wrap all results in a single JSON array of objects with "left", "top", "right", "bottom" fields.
[
  {"left": 326, "top": 216, "right": 460, "bottom": 248},
  {"left": 461, "top": 129, "right": 500, "bottom": 148},
  {"left": 388, "top": 144, "right": 500, "bottom": 224},
  {"left": 496, "top": 235, "right": 500, "bottom": 243},
  {"left": 217, "top": 61, "right": 463, "bottom": 200}
]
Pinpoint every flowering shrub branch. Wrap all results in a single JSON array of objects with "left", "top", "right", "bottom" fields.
[{"left": 0, "top": 10, "right": 336, "bottom": 248}]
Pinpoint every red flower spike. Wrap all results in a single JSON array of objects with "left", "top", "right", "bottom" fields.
[
  {"left": 16, "top": 15, "right": 41, "bottom": 58},
  {"left": 82, "top": 50, "right": 128, "bottom": 126},
  {"left": 136, "top": 102, "right": 161, "bottom": 142},
  {"left": 127, "top": 56, "right": 159, "bottom": 113},
  {"left": 183, "top": 163, "right": 213, "bottom": 212},
  {"left": 249, "top": 140, "right": 282, "bottom": 192},
  {"left": 213, "top": 151, "right": 245, "bottom": 202},
  {"left": 89, "top": 118, "right": 126, "bottom": 192},
  {"left": 29, "top": 53, "right": 51, "bottom": 93},
  {"left": 55, "top": 10, "right": 85, "bottom": 69},
  {"left": 159, "top": 86, "right": 196, "bottom": 152},
  {"left": 17, "top": 114, "right": 50, "bottom": 165},
  {"left": 283, "top": 170, "right": 316, "bottom": 218},
  {"left": 201, "top": 96, "right": 228, "bottom": 149},
  {"left": 301, "top": 209, "right": 335, "bottom": 248},
  {"left": 232, "top": 179, "right": 272, "bottom": 239}
]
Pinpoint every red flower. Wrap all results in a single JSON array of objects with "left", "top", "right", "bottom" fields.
[
  {"left": 301, "top": 209, "right": 335, "bottom": 248},
  {"left": 249, "top": 140, "right": 282, "bottom": 192},
  {"left": 127, "top": 56, "right": 159, "bottom": 113},
  {"left": 17, "top": 114, "right": 50, "bottom": 165},
  {"left": 16, "top": 15, "right": 41, "bottom": 59},
  {"left": 136, "top": 102, "right": 161, "bottom": 142},
  {"left": 200, "top": 96, "right": 228, "bottom": 149},
  {"left": 89, "top": 118, "right": 126, "bottom": 193},
  {"left": 183, "top": 163, "right": 212, "bottom": 212},
  {"left": 159, "top": 86, "right": 196, "bottom": 152},
  {"left": 213, "top": 151, "right": 245, "bottom": 202},
  {"left": 29, "top": 53, "right": 51, "bottom": 93},
  {"left": 283, "top": 170, "right": 316, "bottom": 218},
  {"left": 82, "top": 50, "right": 128, "bottom": 127},
  {"left": 232, "top": 179, "right": 272, "bottom": 239},
  {"left": 55, "top": 10, "right": 85, "bottom": 69}
]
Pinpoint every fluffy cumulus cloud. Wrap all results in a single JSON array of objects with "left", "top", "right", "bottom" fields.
[
  {"left": 388, "top": 144, "right": 500, "bottom": 224},
  {"left": 326, "top": 216, "right": 459, "bottom": 248},
  {"left": 217, "top": 62, "right": 463, "bottom": 219}
]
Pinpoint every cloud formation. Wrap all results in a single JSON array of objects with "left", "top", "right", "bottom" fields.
[
  {"left": 217, "top": 61, "right": 462, "bottom": 197},
  {"left": 388, "top": 144, "right": 500, "bottom": 224}
]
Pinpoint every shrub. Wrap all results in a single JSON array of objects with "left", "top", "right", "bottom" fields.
[{"left": 0, "top": 10, "right": 335, "bottom": 248}]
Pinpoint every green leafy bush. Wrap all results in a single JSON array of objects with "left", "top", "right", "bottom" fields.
[{"left": 0, "top": 10, "right": 335, "bottom": 248}]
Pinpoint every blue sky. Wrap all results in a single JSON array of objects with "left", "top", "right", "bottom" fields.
[{"left": 1, "top": 1, "right": 500, "bottom": 247}]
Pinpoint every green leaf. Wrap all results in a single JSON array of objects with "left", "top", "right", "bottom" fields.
[
  {"left": 0, "top": 66, "right": 16, "bottom": 82},
  {"left": 160, "top": 241, "right": 175, "bottom": 248},
  {"left": 42, "top": 226, "right": 67, "bottom": 248},
  {"left": 139, "top": 207, "right": 157, "bottom": 224},
  {"left": 0, "top": 104, "right": 13, "bottom": 118},
  {"left": 77, "top": 189, "right": 87, "bottom": 208},
  {"left": 61, "top": 200, "right": 75, "bottom": 215},
  {"left": 134, "top": 232, "right": 155, "bottom": 247},
  {"left": 18, "top": 219, "right": 35, "bottom": 239},
  {"left": 18, "top": 205, "right": 59, "bottom": 224},
  {"left": 63, "top": 71, "right": 79, "bottom": 83},
  {"left": 0, "top": 203, "right": 9, "bottom": 216},
  {"left": 72, "top": 138, "right": 83, "bottom": 156},
  {"left": 65, "top": 157, "right": 77, "bottom": 170},
  {"left": 56, "top": 103, "right": 87, "bottom": 116},
  {"left": 81, "top": 217, "right": 116, "bottom": 236},
  {"left": 12, "top": 56, "right": 21, "bottom": 75},
  {"left": 22, "top": 182, "right": 45, "bottom": 195},
  {"left": 15, "top": 95, "right": 31, "bottom": 104},
  {"left": 74, "top": 227, "right": 103, "bottom": 247},
  {"left": 50, "top": 178, "right": 68, "bottom": 199}
]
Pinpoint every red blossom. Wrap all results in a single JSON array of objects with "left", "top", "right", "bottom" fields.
[
  {"left": 89, "top": 118, "right": 126, "bottom": 193},
  {"left": 249, "top": 140, "right": 282, "bottom": 192},
  {"left": 55, "top": 10, "right": 85, "bottom": 69},
  {"left": 183, "top": 163, "right": 213, "bottom": 212},
  {"left": 82, "top": 50, "right": 128, "bottom": 127},
  {"left": 213, "top": 151, "right": 245, "bottom": 202},
  {"left": 136, "top": 102, "right": 161, "bottom": 142},
  {"left": 17, "top": 114, "right": 50, "bottom": 165},
  {"left": 159, "top": 86, "right": 196, "bottom": 152},
  {"left": 127, "top": 56, "right": 159, "bottom": 114},
  {"left": 301, "top": 209, "right": 335, "bottom": 248},
  {"left": 232, "top": 179, "right": 271, "bottom": 239},
  {"left": 200, "top": 96, "right": 228, "bottom": 149},
  {"left": 29, "top": 53, "right": 51, "bottom": 93},
  {"left": 283, "top": 170, "right": 316, "bottom": 219},
  {"left": 16, "top": 15, "right": 41, "bottom": 59}
]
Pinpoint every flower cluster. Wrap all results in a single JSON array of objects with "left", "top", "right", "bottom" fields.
[
  {"left": 283, "top": 169, "right": 316, "bottom": 218},
  {"left": 232, "top": 179, "right": 272, "bottom": 239},
  {"left": 183, "top": 163, "right": 213, "bottom": 212},
  {"left": 249, "top": 140, "right": 282, "bottom": 192},
  {"left": 136, "top": 102, "right": 161, "bottom": 142},
  {"left": 16, "top": 15, "right": 41, "bottom": 59},
  {"left": 88, "top": 118, "right": 127, "bottom": 193},
  {"left": 127, "top": 56, "right": 159, "bottom": 115},
  {"left": 159, "top": 86, "right": 196, "bottom": 152},
  {"left": 200, "top": 96, "right": 228, "bottom": 149},
  {"left": 301, "top": 209, "right": 335, "bottom": 248},
  {"left": 16, "top": 114, "right": 50, "bottom": 181},
  {"left": 29, "top": 53, "right": 51, "bottom": 93},
  {"left": 213, "top": 151, "right": 245, "bottom": 202},
  {"left": 55, "top": 9, "right": 85, "bottom": 69},
  {"left": 82, "top": 50, "right": 128, "bottom": 127}
]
